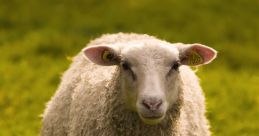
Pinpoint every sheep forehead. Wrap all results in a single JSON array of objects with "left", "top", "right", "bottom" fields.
[{"left": 120, "top": 42, "right": 179, "bottom": 67}]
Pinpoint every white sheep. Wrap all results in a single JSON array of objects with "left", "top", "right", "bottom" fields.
[{"left": 41, "top": 33, "right": 217, "bottom": 136}]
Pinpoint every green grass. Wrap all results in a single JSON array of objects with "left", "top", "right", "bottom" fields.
[{"left": 0, "top": 0, "right": 259, "bottom": 135}]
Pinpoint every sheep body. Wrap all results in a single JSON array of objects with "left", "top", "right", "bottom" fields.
[{"left": 41, "top": 33, "right": 211, "bottom": 136}]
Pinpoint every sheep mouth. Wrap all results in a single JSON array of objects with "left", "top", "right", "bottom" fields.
[
  {"left": 141, "top": 115, "right": 163, "bottom": 119},
  {"left": 139, "top": 114, "right": 165, "bottom": 125}
]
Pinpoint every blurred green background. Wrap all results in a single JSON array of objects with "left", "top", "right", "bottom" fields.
[{"left": 0, "top": 0, "right": 259, "bottom": 135}]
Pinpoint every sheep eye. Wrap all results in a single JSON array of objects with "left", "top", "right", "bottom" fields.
[
  {"left": 121, "top": 61, "right": 136, "bottom": 80},
  {"left": 171, "top": 61, "right": 180, "bottom": 71},
  {"left": 122, "top": 62, "right": 130, "bottom": 70},
  {"left": 167, "top": 61, "right": 181, "bottom": 78}
]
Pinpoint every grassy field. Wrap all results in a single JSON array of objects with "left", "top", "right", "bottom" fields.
[{"left": 0, "top": 0, "right": 259, "bottom": 135}]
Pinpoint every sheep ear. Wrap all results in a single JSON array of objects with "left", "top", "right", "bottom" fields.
[
  {"left": 82, "top": 46, "right": 120, "bottom": 66},
  {"left": 177, "top": 44, "right": 217, "bottom": 66}
]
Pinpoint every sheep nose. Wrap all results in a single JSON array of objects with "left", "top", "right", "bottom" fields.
[{"left": 142, "top": 99, "right": 163, "bottom": 111}]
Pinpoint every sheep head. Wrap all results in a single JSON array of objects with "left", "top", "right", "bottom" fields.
[{"left": 83, "top": 41, "right": 217, "bottom": 125}]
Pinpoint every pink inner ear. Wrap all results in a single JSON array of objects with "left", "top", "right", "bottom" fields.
[
  {"left": 83, "top": 46, "right": 119, "bottom": 66},
  {"left": 83, "top": 46, "right": 108, "bottom": 65},
  {"left": 193, "top": 45, "right": 217, "bottom": 63}
]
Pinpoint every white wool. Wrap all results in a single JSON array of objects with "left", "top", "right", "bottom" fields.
[{"left": 41, "top": 33, "right": 212, "bottom": 136}]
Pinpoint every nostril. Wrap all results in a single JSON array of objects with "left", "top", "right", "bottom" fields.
[
  {"left": 142, "top": 99, "right": 163, "bottom": 111},
  {"left": 142, "top": 100, "right": 151, "bottom": 109},
  {"left": 155, "top": 100, "right": 163, "bottom": 109}
]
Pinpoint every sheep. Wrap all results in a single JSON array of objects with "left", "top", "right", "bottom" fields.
[{"left": 41, "top": 33, "right": 217, "bottom": 136}]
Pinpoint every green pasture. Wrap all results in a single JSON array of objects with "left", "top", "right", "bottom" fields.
[{"left": 0, "top": 0, "right": 258, "bottom": 135}]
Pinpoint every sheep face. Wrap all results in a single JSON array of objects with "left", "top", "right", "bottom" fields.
[
  {"left": 83, "top": 41, "right": 217, "bottom": 125},
  {"left": 118, "top": 43, "right": 182, "bottom": 125}
]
